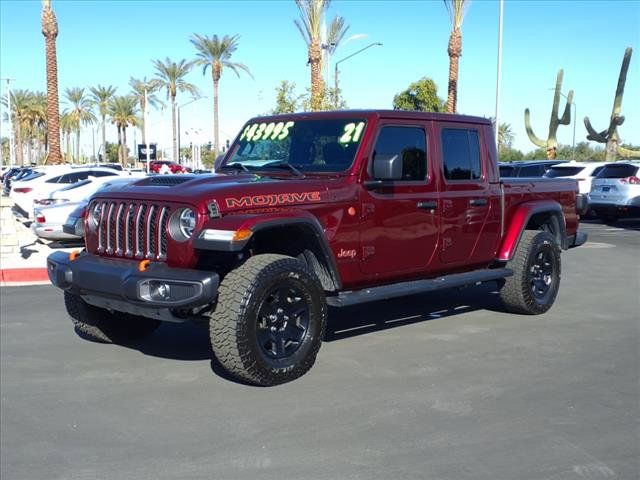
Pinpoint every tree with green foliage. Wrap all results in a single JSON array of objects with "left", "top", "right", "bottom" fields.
[
  {"left": 191, "top": 33, "right": 252, "bottom": 153},
  {"left": 129, "top": 77, "right": 162, "bottom": 147},
  {"left": 444, "top": 0, "right": 469, "bottom": 113},
  {"left": 272, "top": 81, "right": 303, "bottom": 114},
  {"left": 392, "top": 77, "right": 445, "bottom": 112},
  {"left": 89, "top": 85, "right": 117, "bottom": 162},
  {"left": 152, "top": 57, "right": 200, "bottom": 161},
  {"left": 64, "top": 87, "right": 96, "bottom": 163},
  {"left": 108, "top": 95, "right": 139, "bottom": 165}
]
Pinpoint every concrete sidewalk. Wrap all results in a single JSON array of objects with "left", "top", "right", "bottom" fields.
[{"left": 1, "top": 196, "right": 77, "bottom": 286}]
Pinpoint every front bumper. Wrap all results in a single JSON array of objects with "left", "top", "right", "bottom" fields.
[
  {"left": 31, "top": 222, "right": 79, "bottom": 241},
  {"left": 47, "top": 251, "right": 219, "bottom": 322}
]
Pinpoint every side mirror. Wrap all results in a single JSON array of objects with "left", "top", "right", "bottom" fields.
[
  {"left": 214, "top": 154, "right": 225, "bottom": 172},
  {"left": 372, "top": 153, "right": 402, "bottom": 181}
]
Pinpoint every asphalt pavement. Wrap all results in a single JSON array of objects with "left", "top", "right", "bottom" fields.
[{"left": 1, "top": 220, "right": 638, "bottom": 480}]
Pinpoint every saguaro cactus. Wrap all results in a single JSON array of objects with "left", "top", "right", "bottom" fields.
[
  {"left": 584, "top": 47, "right": 640, "bottom": 161},
  {"left": 524, "top": 69, "right": 573, "bottom": 159}
]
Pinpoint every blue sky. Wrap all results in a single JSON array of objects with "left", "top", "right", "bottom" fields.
[{"left": 1, "top": 0, "right": 639, "bottom": 157}]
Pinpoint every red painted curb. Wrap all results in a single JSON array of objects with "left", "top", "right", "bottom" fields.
[{"left": 0, "top": 268, "right": 50, "bottom": 283}]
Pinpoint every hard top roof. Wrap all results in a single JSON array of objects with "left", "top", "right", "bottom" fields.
[{"left": 250, "top": 109, "right": 491, "bottom": 125}]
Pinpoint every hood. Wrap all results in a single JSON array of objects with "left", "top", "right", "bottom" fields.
[{"left": 90, "top": 172, "right": 353, "bottom": 214}]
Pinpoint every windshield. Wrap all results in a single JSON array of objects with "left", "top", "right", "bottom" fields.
[
  {"left": 225, "top": 118, "right": 367, "bottom": 173},
  {"left": 545, "top": 166, "right": 585, "bottom": 178},
  {"left": 597, "top": 164, "right": 639, "bottom": 178}
]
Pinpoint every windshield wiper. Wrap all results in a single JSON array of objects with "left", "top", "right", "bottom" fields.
[
  {"left": 262, "top": 162, "right": 305, "bottom": 178},
  {"left": 220, "top": 162, "right": 250, "bottom": 173}
]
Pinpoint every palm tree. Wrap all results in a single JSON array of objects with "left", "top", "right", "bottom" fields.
[
  {"left": 2, "top": 90, "right": 32, "bottom": 165},
  {"left": 294, "top": 0, "right": 329, "bottom": 111},
  {"left": 444, "top": 0, "right": 469, "bottom": 113},
  {"left": 321, "top": 15, "right": 349, "bottom": 78},
  {"left": 89, "top": 85, "right": 117, "bottom": 162},
  {"left": 41, "top": 0, "right": 63, "bottom": 164},
  {"left": 498, "top": 122, "right": 515, "bottom": 150},
  {"left": 59, "top": 111, "right": 74, "bottom": 163},
  {"left": 64, "top": 87, "right": 96, "bottom": 163},
  {"left": 24, "top": 92, "right": 47, "bottom": 165},
  {"left": 109, "top": 95, "right": 139, "bottom": 166},
  {"left": 152, "top": 57, "right": 200, "bottom": 162},
  {"left": 129, "top": 77, "right": 162, "bottom": 147},
  {"left": 191, "top": 34, "right": 252, "bottom": 153}
]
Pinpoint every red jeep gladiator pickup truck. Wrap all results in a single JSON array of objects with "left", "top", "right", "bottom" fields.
[{"left": 48, "top": 110, "right": 587, "bottom": 385}]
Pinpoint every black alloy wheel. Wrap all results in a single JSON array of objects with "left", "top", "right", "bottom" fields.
[{"left": 256, "top": 283, "right": 310, "bottom": 360}]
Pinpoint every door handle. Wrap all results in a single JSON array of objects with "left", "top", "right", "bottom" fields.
[
  {"left": 469, "top": 198, "right": 488, "bottom": 207},
  {"left": 417, "top": 201, "right": 437, "bottom": 210}
]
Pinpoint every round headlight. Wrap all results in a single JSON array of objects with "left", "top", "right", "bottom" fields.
[
  {"left": 179, "top": 208, "right": 196, "bottom": 238},
  {"left": 88, "top": 202, "right": 102, "bottom": 228},
  {"left": 169, "top": 208, "right": 197, "bottom": 241}
]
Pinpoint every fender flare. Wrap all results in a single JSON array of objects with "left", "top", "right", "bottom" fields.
[
  {"left": 250, "top": 217, "right": 342, "bottom": 291},
  {"left": 497, "top": 200, "right": 567, "bottom": 261}
]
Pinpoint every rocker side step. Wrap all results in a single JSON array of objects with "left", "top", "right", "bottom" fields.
[{"left": 326, "top": 268, "right": 513, "bottom": 308}]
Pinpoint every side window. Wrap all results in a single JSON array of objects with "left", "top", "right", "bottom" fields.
[
  {"left": 90, "top": 170, "right": 117, "bottom": 177},
  {"left": 46, "top": 175, "right": 62, "bottom": 184},
  {"left": 519, "top": 165, "right": 539, "bottom": 177},
  {"left": 372, "top": 126, "right": 427, "bottom": 181},
  {"left": 441, "top": 128, "right": 482, "bottom": 181}
]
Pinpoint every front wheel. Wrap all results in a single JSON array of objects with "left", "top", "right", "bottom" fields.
[
  {"left": 499, "top": 230, "right": 561, "bottom": 315},
  {"left": 64, "top": 292, "right": 160, "bottom": 343},
  {"left": 210, "top": 254, "right": 327, "bottom": 386}
]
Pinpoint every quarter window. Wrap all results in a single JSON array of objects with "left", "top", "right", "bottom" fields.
[
  {"left": 372, "top": 126, "right": 427, "bottom": 181},
  {"left": 441, "top": 128, "right": 482, "bottom": 181}
]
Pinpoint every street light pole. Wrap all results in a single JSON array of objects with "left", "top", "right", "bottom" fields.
[
  {"left": 334, "top": 42, "right": 383, "bottom": 104},
  {"left": 494, "top": 0, "right": 504, "bottom": 150},
  {"left": 176, "top": 96, "right": 206, "bottom": 164},
  {"left": 144, "top": 88, "right": 151, "bottom": 173}
]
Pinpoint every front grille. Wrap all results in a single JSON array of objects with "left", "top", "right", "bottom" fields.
[{"left": 93, "top": 200, "right": 170, "bottom": 261}]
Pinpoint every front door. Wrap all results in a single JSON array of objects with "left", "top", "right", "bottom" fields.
[{"left": 360, "top": 122, "right": 439, "bottom": 276}]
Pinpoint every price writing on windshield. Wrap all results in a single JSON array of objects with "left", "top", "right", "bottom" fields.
[
  {"left": 339, "top": 122, "right": 365, "bottom": 144},
  {"left": 239, "top": 121, "right": 295, "bottom": 142}
]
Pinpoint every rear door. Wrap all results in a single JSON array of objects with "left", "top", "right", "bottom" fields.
[
  {"left": 359, "top": 121, "right": 439, "bottom": 275},
  {"left": 437, "top": 125, "right": 494, "bottom": 265}
]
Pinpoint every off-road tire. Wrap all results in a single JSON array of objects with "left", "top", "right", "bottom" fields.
[
  {"left": 600, "top": 215, "right": 618, "bottom": 226},
  {"left": 210, "top": 254, "right": 327, "bottom": 386},
  {"left": 499, "top": 230, "right": 561, "bottom": 315},
  {"left": 64, "top": 292, "right": 160, "bottom": 343}
]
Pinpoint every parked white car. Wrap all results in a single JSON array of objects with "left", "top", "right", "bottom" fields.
[
  {"left": 11, "top": 166, "right": 122, "bottom": 218},
  {"left": 34, "top": 174, "right": 126, "bottom": 208},
  {"left": 31, "top": 201, "right": 84, "bottom": 241},
  {"left": 589, "top": 162, "right": 640, "bottom": 224},
  {"left": 543, "top": 161, "right": 609, "bottom": 195},
  {"left": 31, "top": 177, "right": 139, "bottom": 241}
]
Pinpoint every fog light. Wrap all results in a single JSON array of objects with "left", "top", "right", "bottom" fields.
[
  {"left": 138, "top": 280, "right": 200, "bottom": 303},
  {"left": 150, "top": 281, "right": 171, "bottom": 300}
]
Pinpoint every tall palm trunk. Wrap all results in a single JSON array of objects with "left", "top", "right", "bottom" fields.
[
  {"left": 65, "top": 132, "right": 71, "bottom": 162},
  {"left": 15, "top": 123, "right": 24, "bottom": 166},
  {"left": 171, "top": 96, "right": 177, "bottom": 162},
  {"left": 309, "top": 41, "right": 324, "bottom": 111},
  {"left": 122, "top": 126, "right": 128, "bottom": 166},
  {"left": 27, "top": 139, "right": 33, "bottom": 165},
  {"left": 116, "top": 125, "right": 123, "bottom": 165},
  {"left": 446, "top": 26, "right": 462, "bottom": 113},
  {"left": 41, "top": 0, "right": 63, "bottom": 164},
  {"left": 76, "top": 128, "right": 81, "bottom": 163},
  {"left": 212, "top": 67, "right": 220, "bottom": 153},
  {"left": 101, "top": 114, "right": 106, "bottom": 162}
]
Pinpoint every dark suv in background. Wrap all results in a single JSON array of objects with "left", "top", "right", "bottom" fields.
[{"left": 499, "top": 160, "right": 567, "bottom": 178}]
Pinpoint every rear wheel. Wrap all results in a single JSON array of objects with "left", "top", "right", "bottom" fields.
[
  {"left": 210, "top": 254, "right": 327, "bottom": 386},
  {"left": 64, "top": 292, "right": 160, "bottom": 343},
  {"left": 499, "top": 230, "right": 561, "bottom": 315},
  {"left": 599, "top": 215, "right": 618, "bottom": 226}
]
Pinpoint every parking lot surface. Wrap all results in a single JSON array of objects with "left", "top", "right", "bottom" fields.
[{"left": 1, "top": 220, "right": 638, "bottom": 480}]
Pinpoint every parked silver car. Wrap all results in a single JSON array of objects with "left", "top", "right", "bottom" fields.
[{"left": 589, "top": 162, "right": 640, "bottom": 224}]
